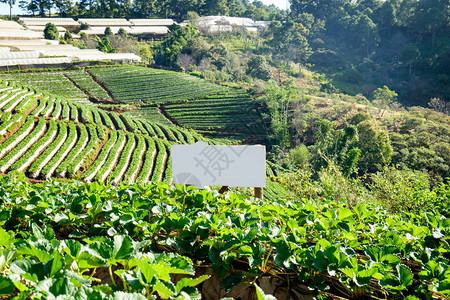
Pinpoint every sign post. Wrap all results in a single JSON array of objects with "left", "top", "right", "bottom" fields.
[
  {"left": 172, "top": 142, "right": 266, "bottom": 197},
  {"left": 254, "top": 187, "right": 263, "bottom": 199}
]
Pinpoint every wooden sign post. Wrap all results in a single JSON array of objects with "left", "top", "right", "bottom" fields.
[
  {"left": 172, "top": 142, "right": 266, "bottom": 197},
  {"left": 254, "top": 187, "right": 263, "bottom": 199}
]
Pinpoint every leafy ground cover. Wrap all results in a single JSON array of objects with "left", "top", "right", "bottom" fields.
[{"left": 0, "top": 176, "right": 448, "bottom": 299}]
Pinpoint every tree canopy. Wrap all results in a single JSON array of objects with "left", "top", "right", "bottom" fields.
[{"left": 18, "top": 0, "right": 283, "bottom": 20}]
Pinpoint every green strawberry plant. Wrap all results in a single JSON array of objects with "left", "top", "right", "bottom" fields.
[{"left": 0, "top": 175, "right": 449, "bottom": 299}]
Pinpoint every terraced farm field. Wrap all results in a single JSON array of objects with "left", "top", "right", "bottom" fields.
[
  {"left": 0, "top": 80, "right": 202, "bottom": 184},
  {"left": 163, "top": 90, "right": 267, "bottom": 141},
  {"left": 0, "top": 69, "right": 115, "bottom": 104},
  {"left": 88, "top": 65, "right": 227, "bottom": 104},
  {"left": 0, "top": 71, "right": 89, "bottom": 104},
  {"left": 63, "top": 69, "right": 112, "bottom": 101},
  {"left": 123, "top": 104, "right": 173, "bottom": 125},
  {"left": 2, "top": 65, "right": 268, "bottom": 142},
  {"left": 88, "top": 66, "right": 267, "bottom": 142}
]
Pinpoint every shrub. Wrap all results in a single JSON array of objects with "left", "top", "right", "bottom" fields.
[
  {"left": 429, "top": 181, "right": 450, "bottom": 217},
  {"left": 369, "top": 166, "right": 431, "bottom": 213},
  {"left": 118, "top": 28, "right": 127, "bottom": 37},
  {"left": 64, "top": 31, "right": 73, "bottom": 41},
  {"left": 96, "top": 36, "right": 115, "bottom": 53},
  {"left": 247, "top": 55, "right": 272, "bottom": 81},
  {"left": 349, "top": 113, "right": 371, "bottom": 125},
  {"left": 138, "top": 44, "right": 153, "bottom": 63},
  {"left": 80, "top": 22, "right": 89, "bottom": 30},
  {"left": 320, "top": 81, "right": 337, "bottom": 93},
  {"left": 189, "top": 71, "right": 204, "bottom": 79},
  {"left": 289, "top": 144, "right": 309, "bottom": 168},
  {"left": 308, "top": 49, "right": 345, "bottom": 69},
  {"left": 355, "top": 93, "right": 370, "bottom": 105},
  {"left": 104, "top": 26, "right": 113, "bottom": 36},
  {"left": 318, "top": 163, "right": 371, "bottom": 206},
  {"left": 354, "top": 120, "right": 392, "bottom": 172},
  {"left": 44, "top": 23, "right": 59, "bottom": 40},
  {"left": 339, "top": 68, "right": 365, "bottom": 84},
  {"left": 277, "top": 169, "right": 319, "bottom": 201}
]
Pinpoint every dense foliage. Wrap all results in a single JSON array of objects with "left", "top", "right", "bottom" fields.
[
  {"left": 286, "top": 0, "right": 449, "bottom": 105},
  {"left": 14, "top": 0, "right": 449, "bottom": 106},
  {"left": 43, "top": 22, "right": 58, "bottom": 40},
  {"left": 0, "top": 176, "right": 449, "bottom": 299},
  {"left": 18, "top": 0, "right": 283, "bottom": 20}
]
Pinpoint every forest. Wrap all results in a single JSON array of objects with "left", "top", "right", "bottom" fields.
[{"left": 5, "top": 0, "right": 448, "bottom": 106}]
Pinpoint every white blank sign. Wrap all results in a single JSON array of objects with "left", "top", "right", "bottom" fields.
[{"left": 172, "top": 142, "right": 266, "bottom": 188}]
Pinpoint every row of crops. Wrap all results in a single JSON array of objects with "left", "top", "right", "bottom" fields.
[
  {"left": 87, "top": 66, "right": 267, "bottom": 141},
  {"left": 0, "top": 80, "right": 201, "bottom": 184},
  {"left": 123, "top": 105, "right": 174, "bottom": 125},
  {"left": 88, "top": 66, "right": 226, "bottom": 104},
  {"left": 0, "top": 80, "right": 200, "bottom": 142},
  {"left": 0, "top": 71, "right": 90, "bottom": 104},
  {"left": 1, "top": 66, "right": 268, "bottom": 143},
  {"left": 0, "top": 69, "right": 118, "bottom": 105},
  {"left": 64, "top": 69, "right": 112, "bottom": 101},
  {"left": 0, "top": 177, "right": 448, "bottom": 299},
  {"left": 163, "top": 91, "right": 267, "bottom": 141}
]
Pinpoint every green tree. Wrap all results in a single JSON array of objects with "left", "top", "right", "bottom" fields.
[
  {"left": 377, "top": 0, "right": 398, "bottom": 39},
  {"left": 289, "top": 0, "right": 320, "bottom": 17},
  {"left": 118, "top": 28, "right": 127, "bottom": 37},
  {"left": 168, "top": 0, "right": 199, "bottom": 20},
  {"left": 259, "top": 83, "right": 297, "bottom": 149},
  {"left": 313, "top": 122, "right": 361, "bottom": 174},
  {"left": 138, "top": 44, "right": 153, "bottom": 63},
  {"left": 63, "top": 31, "right": 73, "bottom": 41},
  {"left": 289, "top": 144, "right": 310, "bottom": 168},
  {"left": 355, "top": 14, "right": 378, "bottom": 55},
  {"left": 104, "top": 26, "right": 113, "bottom": 36},
  {"left": 23, "top": 0, "right": 52, "bottom": 16},
  {"left": 205, "top": 0, "right": 229, "bottom": 15},
  {"left": 186, "top": 11, "right": 200, "bottom": 25},
  {"left": 400, "top": 44, "right": 420, "bottom": 78},
  {"left": 154, "top": 24, "right": 197, "bottom": 67},
  {"left": 96, "top": 36, "right": 115, "bottom": 53},
  {"left": 221, "top": 52, "right": 245, "bottom": 81},
  {"left": 247, "top": 55, "right": 272, "bottom": 81},
  {"left": 0, "top": 0, "right": 16, "bottom": 20},
  {"left": 342, "top": 148, "right": 362, "bottom": 176},
  {"left": 44, "top": 23, "right": 59, "bottom": 40},
  {"left": 132, "top": 0, "right": 157, "bottom": 17},
  {"left": 354, "top": 120, "right": 392, "bottom": 171},
  {"left": 410, "top": 0, "right": 448, "bottom": 51},
  {"left": 54, "top": 0, "right": 72, "bottom": 17},
  {"left": 373, "top": 85, "right": 397, "bottom": 116},
  {"left": 266, "top": 20, "right": 312, "bottom": 63},
  {"left": 228, "top": 0, "right": 245, "bottom": 16}
]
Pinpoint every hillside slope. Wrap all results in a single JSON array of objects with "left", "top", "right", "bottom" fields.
[
  {"left": 0, "top": 80, "right": 205, "bottom": 184},
  {"left": 1, "top": 66, "right": 268, "bottom": 143}
]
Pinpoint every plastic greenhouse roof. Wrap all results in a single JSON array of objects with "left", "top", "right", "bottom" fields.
[{"left": 0, "top": 51, "right": 40, "bottom": 59}]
